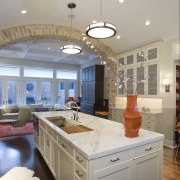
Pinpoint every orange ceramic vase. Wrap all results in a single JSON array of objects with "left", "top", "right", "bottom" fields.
[{"left": 123, "top": 95, "right": 142, "bottom": 138}]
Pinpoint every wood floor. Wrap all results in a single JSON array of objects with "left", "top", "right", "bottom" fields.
[
  {"left": 0, "top": 134, "right": 180, "bottom": 180},
  {"left": 0, "top": 135, "right": 55, "bottom": 180}
]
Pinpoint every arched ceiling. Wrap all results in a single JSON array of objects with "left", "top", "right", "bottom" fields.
[{"left": 0, "top": 0, "right": 179, "bottom": 65}]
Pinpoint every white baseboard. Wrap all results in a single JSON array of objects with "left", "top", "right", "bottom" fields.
[{"left": 163, "top": 139, "right": 176, "bottom": 149}]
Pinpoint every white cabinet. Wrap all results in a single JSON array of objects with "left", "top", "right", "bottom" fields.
[
  {"left": 56, "top": 136, "right": 74, "bottom": 180},
  {"left": 133, "top": 141, "right": 162, "bottom": 180},
  {"left": 112, "top": 108, "right": 124, "bottom": 123},
  {"left": 44, "top": 132, "right": 51, "bottom": 165},
  {"left": 134, "top": 151, "right": 161, "bottom": 180},
  {"left": 111, "top": 108, "right": 162, "bottom": 133},
  {"left": 141, "top": 113, "right": 162, "bottom": 133},
  {"left": 39, "top": 125, "right": 45, "bottom": 155},
  {"left": 93, "top": 161, "right": 132, "bottom": 180},
  {"left": 36, "top": 118, "right": 163, "bottom": 180},
  {"left": 39, "top": 121, "right": 56, "bottom": 177},
  {"left": 91, "top": 141, "right": 163, "bottom": 180},
  {"left": 117, "top": 44, "right": 160, "bottom": 96}
]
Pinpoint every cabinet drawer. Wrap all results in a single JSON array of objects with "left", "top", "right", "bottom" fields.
[
  {"left": 134, "top": 141, "right": 161, "bottom": 159},
  {"left": 92, "top": 149, "right": 133, "bottom": 170},
  {"left": 58, "top": 137, "right": 73, "bottom": 157},
  {"left": 75, "top": 164, "right": 87, "bottom": 180},
  {"left": 47, "top": 126, "right": 54, "bottom": 138},
  {"left": 143, "top": 114, "right": 155, "bottom": 120},
  {"left": 40, "top": 121, "right": 46, "bottom": 130},
  {"left": 145, "top": 119, "right": 155, "bottom": 126},
  {"left": 75, "top": 151, "right": 88, "bottom": 170},
  {"left": 144, "top": 124, "right": 155, "bottom": 131}
]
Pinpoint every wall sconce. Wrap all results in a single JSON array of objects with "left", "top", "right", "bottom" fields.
[{"left": 163, "top": 79, "right": 170, "bottom": 92}]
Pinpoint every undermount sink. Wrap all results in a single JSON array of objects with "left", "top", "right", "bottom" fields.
[
  {"left": 45, "top": 116, "right": 93, "bottom": 134},
  {"left": 45, "top": 116, "right": 76, "bottom": 128}
]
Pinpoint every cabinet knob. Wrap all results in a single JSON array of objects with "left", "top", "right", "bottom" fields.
[
  {"left": 110, "top": 157, "right": 120, "bottom": 162},
  {"left": 145, "top": 147, "right": 153, "bottom": 151},
  {"left": 62, "top": 144, "right": 66, "bottom": 148},
  {"left": 76, "top": 170, "right": 83, "bottom": 177},
  {"left": 76, "top": 156, "right": 83, "bottom": 163}
]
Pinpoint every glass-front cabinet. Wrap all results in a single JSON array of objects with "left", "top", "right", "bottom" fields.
[{"left": 117, "top": 43, "right": 160, "bottom": 96}]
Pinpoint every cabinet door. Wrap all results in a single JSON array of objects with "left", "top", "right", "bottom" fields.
[
  {"left": 93, "top": 161, "right": 132, "bottom": 180},
  {"left": 57, "top": 147, "right": 74, "bottom": 180},
  {"left": 133, "top": 151, "right": 162, "bottom": 180},
  {"left": 39, "top": 127, "right": 45, "bottom": 155},
  {"left": 136, "top": 66, "right": 145, "bottom": 95},
  {"left": 127, "top": 68, "right": 134, "bottom": 94},
  {"left": 50, "top": 140, "right": 56, "bottom": 177},
  {"left": 44, "top": 134, "right": 51, "bottom": 165},
  {"left": 148, "top": 64, "right": 157, "bottom": 95}
]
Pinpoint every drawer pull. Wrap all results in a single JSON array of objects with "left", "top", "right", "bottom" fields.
[
  {"left": 62, "top": 144, "right": 67, "bottom": 148},
  {"left": 76, "top": 156, "right": 83, "bottom": 163},
  {"left": 145, "top": 147, "right": 153, "bottom": 151},
  {"left": 76, "top": 170, "right": 83, "bottom": 177},
  {"left": 110, "top": 157, "right": 120, "bottom": 162}
]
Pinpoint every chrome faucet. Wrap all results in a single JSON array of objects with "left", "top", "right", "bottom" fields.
[{"left": 66, "top": 101, "right": 79, "bottom": 122}]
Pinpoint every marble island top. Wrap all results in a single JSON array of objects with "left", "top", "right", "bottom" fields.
[{"left": 33, "top": 111, "right": 164, "bottom": 160}]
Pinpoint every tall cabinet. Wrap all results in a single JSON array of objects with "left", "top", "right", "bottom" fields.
[{"left": 81, "top": 65, "right": 104, "bottom": 115}]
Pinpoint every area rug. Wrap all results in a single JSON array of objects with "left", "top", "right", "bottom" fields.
[
  {"left": 0, "top": 122, "right": 33, "bottom": 138},
  {"left": 1, "top": 167, "right": 40, "bottom": 180}
]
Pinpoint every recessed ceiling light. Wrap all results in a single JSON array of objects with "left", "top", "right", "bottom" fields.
[
  {"left": 117, "top": 35, "right": 121, "bottom": 39},
  {"left": 48, "top": 47, "right": 50, "bottom": 50},
  {"left": 21, "top": 10, "right": 27, "bottom": 14},
  {"left": 93, "top": 20, "right": 97, "bottom": 23},
  {"left": 119, "top": 0, "right": 125, "bottom": 3},
  {"left": 145, "top": 20, "right": 151, "bottom": 26}
]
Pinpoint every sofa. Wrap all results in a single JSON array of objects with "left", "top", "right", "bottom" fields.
[
  {"left": 0, "top": 104, "right": 49, "bottom": 121},
  {"left": 0, "top": 104, "right": 19, "bottom": 119}
]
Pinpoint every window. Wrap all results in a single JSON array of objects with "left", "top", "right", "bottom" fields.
[
  {"left": 56, "top": 70, "right": 77, "bottom": 80},
  {"left": 24, "top": 68, "right": 53, "bottom": 78},
  {"left": 24, "top": 80, "right": 52, "bottom": 105},
  {"left": 0, "top": 66, "right": 20, "bottom": 76}
]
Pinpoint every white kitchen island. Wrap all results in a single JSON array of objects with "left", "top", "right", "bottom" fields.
[{"left": 33, "top": 110, "right": 164, "bottom": 180}]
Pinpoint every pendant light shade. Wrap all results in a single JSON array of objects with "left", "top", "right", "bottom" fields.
[
  {"left": 86, "top": 0, "right": 117, "bottom": 39},
  {"left": 61, "top": 45, "right": 82, "bottom": 54},
  {"left": 60, "top": 3, "right": 82, "bottom": 55},
  {"left": 86, "top": 22, "right": 116, "bottom": 39}
]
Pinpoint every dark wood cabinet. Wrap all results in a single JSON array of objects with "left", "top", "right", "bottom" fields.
[{"left": 81, "top": 65, "right": 104, "bottom": 115}]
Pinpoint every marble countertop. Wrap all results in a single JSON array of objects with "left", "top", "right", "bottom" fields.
[{"left": 34, "top": 111, "right": 164, "bottom": 160}]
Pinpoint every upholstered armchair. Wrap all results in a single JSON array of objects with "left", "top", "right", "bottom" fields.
[{"left": 0, "top": 107, "right": 32, "bottom": 127}]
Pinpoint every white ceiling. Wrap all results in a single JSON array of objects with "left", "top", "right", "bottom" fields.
[{"left": 0, "top": 0, "right": 179, "bottom": 65}]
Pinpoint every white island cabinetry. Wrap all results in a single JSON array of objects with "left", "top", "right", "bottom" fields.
[{"left": 33, "top": 111, "right": 164, "bottom": 180}]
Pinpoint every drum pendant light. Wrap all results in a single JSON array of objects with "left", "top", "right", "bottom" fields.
[
  {"left": 61, "top": 3, "right": 82, "bottom": 54},
  {"left": 86, "top": 0, "right": 116, "bottom": 39}
]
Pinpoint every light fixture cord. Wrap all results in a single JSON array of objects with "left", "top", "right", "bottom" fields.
[
  {"left": 71, "top": 7, "right": 72, "bottom": 37},
  {"left": 100, "top": 0, "right": 102, "bottom": 21}
]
